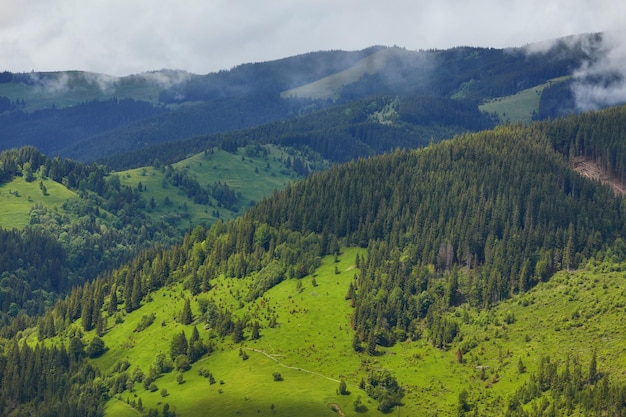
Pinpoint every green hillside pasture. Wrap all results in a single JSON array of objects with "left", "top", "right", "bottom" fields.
[
  {"left": 280, "top": 47, "right": 414, "bottom": 100},
  {"left": 479, "top": 76, "right": 569, "bottom": 123},
  {"left": 425, "top": 266, "right": 626, "bottom": 416},
  {"left": 116, "top": 145, "right": 299, "bottom": 232},
  {"left": 0, "top": 176, "right": 77, "bottom": 228},
  {"left": 35, "top": 246, "right": 626, "bottom": 416},
  {"left": 89, "top": 247, "right": 367, "bottom": 417},
  {"left": 172, "top": 145, "right": 298, "bottom": 207}
]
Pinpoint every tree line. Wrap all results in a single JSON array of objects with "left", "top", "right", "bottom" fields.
[{"left": 0, "top": 339, "right": 104, "bottom": 416}]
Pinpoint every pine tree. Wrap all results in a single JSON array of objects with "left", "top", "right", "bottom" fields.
[
  {"left": 170, "top": 331, "right": 188, "bottom": 360},
  {"left": 589, "top": 350, "right": 598, "bottom": 384},
  {"left": 232, "top": 319, "right": 245, "bottom": 343},
  {"left": 250, "top": 321, "right": 261, "bottom": 340},
  {"left": 108, "top": 286, "right": 118, "bottom": 315},
  {"left": 180, "top": 298, "right": 193, "bottom": 325}
]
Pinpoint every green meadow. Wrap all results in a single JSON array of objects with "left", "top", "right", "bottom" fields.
[
  {"left": 29, "top": 246, "right": 626, "bottom": 416},
  {"left": 85, "top": 247, "right": 366, "bottom": 417},
  {"left": 0, "top": 144, "right": 303, "bottom": 233},
  {"left": 116, "top": 145, "right": 302, "bottom": 233},
  {"left": 479, "top": 76, "right": 570, "bottom": 123},
  {"left": 0, "top": 176, "right": 77, "bottom": 228}
]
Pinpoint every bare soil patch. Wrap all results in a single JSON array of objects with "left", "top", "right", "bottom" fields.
[{"left": 572, "top": 157, "right": 626, "bottom": 196}]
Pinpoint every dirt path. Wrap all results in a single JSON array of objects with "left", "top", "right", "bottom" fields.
[
  {"left": 245, "top": 348, "right": 341, "bottom": 383},
  {"left": 572, "top": 157, "right": 626, "bottom": 196}
]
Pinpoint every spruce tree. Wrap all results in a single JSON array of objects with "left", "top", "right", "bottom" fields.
[{"left": 180, "top": 298, "right": 193, "bottom": 325}]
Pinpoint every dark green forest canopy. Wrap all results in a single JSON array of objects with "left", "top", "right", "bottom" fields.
[
  {"left": 538, "top": 105, "right": 626, "bottom": 185},
  {"left": 100, "top": 94, "right": 494, "bottom": 171}
]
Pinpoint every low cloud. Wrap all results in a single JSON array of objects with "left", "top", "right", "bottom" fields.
[
  {"left": 29, "top": 72, "right": 72, "bottom": 95},
  {"left": 82, "top": 72, "right": 119, "bottom": 94},
  {"left": 523, "top": 31, "right": 626, "bottom": 112},
  {"left": 134, "top": 70, "right": 193, "bottom": 89},
  {"left": 570, "top": 31, "right": 626, "bottom": 111},
  {"left": 28, "top": 71, "right": 120, "bottom": 95}
]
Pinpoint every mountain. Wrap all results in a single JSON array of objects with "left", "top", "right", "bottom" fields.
[
  {"left": 2, "top": 103, "right": 626, "bottom": 416},
  {"left": 0, "top": 33, "right": 615, "bottom": 163}
]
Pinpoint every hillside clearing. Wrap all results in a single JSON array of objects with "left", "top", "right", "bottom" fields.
[
  {"left": 479, "top": 76, "right": 569, "bottom": 123},
  {"left": 572, "top": 156, "right": 626, "bottom": 196}
]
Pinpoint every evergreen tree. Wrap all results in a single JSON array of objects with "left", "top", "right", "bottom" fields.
[
  {"left": 170, "top": 331, "right": 188, "bottom": 360},
  {"left": 180, "top": 298, "right": 193, "bottom": 325}
]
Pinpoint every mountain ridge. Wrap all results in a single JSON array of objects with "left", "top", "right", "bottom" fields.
[{"left": 0, "top": 32, "right": 613, "bottom": 163}]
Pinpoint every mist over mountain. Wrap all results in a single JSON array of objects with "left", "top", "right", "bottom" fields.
[{"left": 0, "top": 32, "right": 624, "bottom": 164}]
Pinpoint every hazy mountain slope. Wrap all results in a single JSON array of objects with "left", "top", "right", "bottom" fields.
[
  {"left": 157, "top": 47, "right": 386, "bottom": 103},
  {"left": 280, "top": 47, "right": 423, "bottom": 100},
  {"left": 0, "top": 69, "right": 192, "bottom": 110},
  {"left": 0, "top": 34, "right": 608, "bottom": 162},
  {"left": 100, "top": 94, "right": 494, "bottom": 171},
  {"left": 0, "top": 98, "right": 166, "bottom": 155}
]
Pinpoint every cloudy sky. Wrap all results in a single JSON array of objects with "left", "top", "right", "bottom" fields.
[{"left": 1, "top": 0, "right": 624, "bottom": 76}]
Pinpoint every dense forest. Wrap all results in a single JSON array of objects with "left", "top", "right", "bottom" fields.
[
  {"left": 248, "top": 120, "right": 625, "bottom": 348},
  {"left": 0, "top": 98, "right": 166, "bottom": 156}
]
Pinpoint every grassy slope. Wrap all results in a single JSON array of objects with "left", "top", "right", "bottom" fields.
[
  {"left": 90, "top": 247, "right": 366, "bottom": 417},
  {"left": 280, "top": 48, "right": 413, "bottom": 100},
  {"left": 0, "top": 145, "right": 300, "bottom": 232},
  {"left": 116, "top": 145, "right": 300, "bottom": 233},
  {"left": 479, "top": 76, "right": 570, "bottom": 123},
  {"left": 30, "top": 248, "right": 626, "bottom": 417},
  {"left": 0, "top": 176, "right": 78, "bottom": 228}
]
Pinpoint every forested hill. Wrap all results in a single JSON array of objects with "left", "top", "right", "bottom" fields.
[
  {"left": 3, "top": 105, "right": 626, "bottom": 417},
  {"left": 100, "top": 94, "right": 494, "bottom": 171},
  {"left": 247, "top": 106, "right": 626, "bottom": 343}
]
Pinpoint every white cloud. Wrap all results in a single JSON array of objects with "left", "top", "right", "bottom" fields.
[
  {"left": 571, "top": 30, "right": 626, "bottom": 111},
  {"left": 0, "top": 0, "right": 624, "bottom": 76}
]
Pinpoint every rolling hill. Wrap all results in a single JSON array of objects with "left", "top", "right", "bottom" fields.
[
  {"left": 0, "top": 143, "right": 312, "bottom": 324},
  {"left": 3, "top": 104, "right": 626, "bottom": 416}
]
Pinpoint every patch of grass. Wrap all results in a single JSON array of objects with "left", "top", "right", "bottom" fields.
[
  {"left": 0, "top": 176, "right": 78, "bottom": 228},
  {"left": 479, "top": 76, "right": 570, "bottom": 123},
  {"left": 103, "top": 399, "right": 142, "bottom": 417},
  {"left": 116, "top": 145, "right": 300, "bottom": 233}
]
